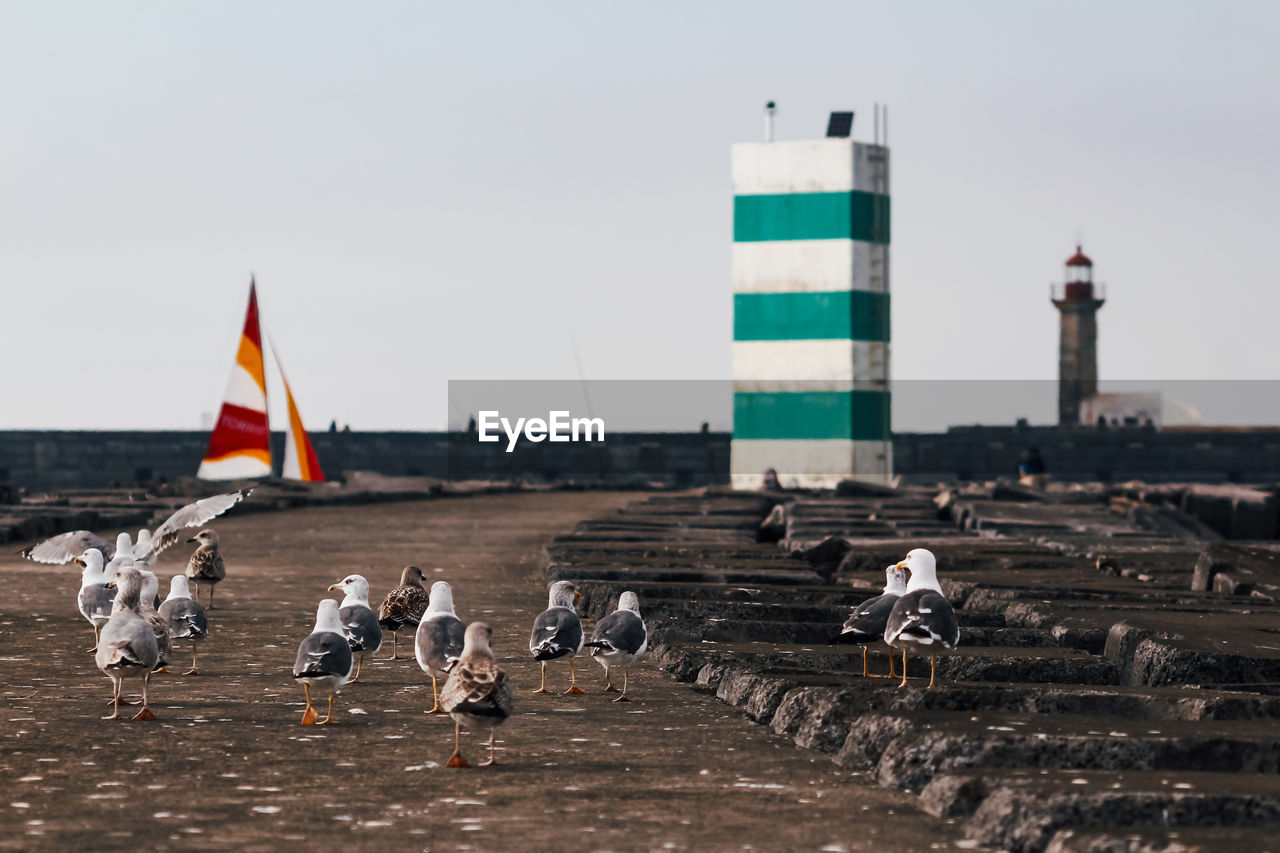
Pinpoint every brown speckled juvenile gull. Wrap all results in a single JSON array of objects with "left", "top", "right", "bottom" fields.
[
  {"left": 441, "top": 622, "right": 512, "bottom": 768},
  {"left": 377, "top": 566, "right": 428, "bottom": 660},
  {"left": 184, "top": 529, "right": 226, "bottom": 609}
]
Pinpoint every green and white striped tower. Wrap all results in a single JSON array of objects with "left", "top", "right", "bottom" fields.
[{"left": 731, "top": 110, "right": 892, "bottom": 489}]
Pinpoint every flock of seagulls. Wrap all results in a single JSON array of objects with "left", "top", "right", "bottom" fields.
[
  {"left": 284, "top": 573, "right": 651, "bottom": 768},
  {"left": 831, "top": 547, "right": 960, "bottom": 688},
  {"left": 33, "top": 489, "right": 964, "bottom": 767},
  {"left": 25, "top": 490, "right": 249, "bottom": 720}
]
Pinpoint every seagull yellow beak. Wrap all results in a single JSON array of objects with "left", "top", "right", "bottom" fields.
[
  {"left": 327, "top": 583, "right": 343, "bottom": 592},
  {"left": 74, "top": 558, "right": 86, "bottom": 567},
  {"left": 895, "top": 560, "right": 909, "bottom": 570},
  {"left": 574, "top": 590, "right": 582, "bottom": 599}
]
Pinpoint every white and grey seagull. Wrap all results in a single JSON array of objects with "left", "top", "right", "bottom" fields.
[
  {"left": 75, "top": 549, "right": 116, "bottom": 653},
  {"left": 829, "top": 564, "right": 909, "bottom": 678},
  {"left": 415, "top": 581, "right": 465, "bottom": 714},
  {"left": 159, "top": 575, "right": 208, "bottom": 676},
  {"left": 884, "top": 548, "right": 960, "bottom": 690},
  {"left": 529, "top": 580, "right": 585, "bottom": 695},
  {"left": 96, "top": 566, "right": 160, "bottom": 720},
  {"left": 292, "top": 599, "right": 354, "bottom": 725},
  {"left": 585, "top": 591, "right": 648, "bottom": 702},
  {"left": 327, "top": 574, "right": 383, "bottom": 683}
]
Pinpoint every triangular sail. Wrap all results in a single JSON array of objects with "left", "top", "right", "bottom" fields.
[
  {"left": 196, "top": 279, "right": 272, "bottom": 480},
  {"left": 275, "top": 345, "right": 325, "bottom": 482}
]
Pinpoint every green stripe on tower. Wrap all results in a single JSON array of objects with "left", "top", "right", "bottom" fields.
[
  {"left": 733, "top": 390, "right": 891, "bottom": 441},
  {"left": 733, "top": 290, "right": 889, "bottom": 342},
  {"left": 733, "top": 191, "right": 890, "bottom": 244}
]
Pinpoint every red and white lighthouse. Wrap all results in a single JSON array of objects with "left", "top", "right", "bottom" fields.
[{"left": 1052, "top": 245, "right": 1105, "bottom": 425}]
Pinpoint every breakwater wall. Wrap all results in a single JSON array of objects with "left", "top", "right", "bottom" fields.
[{"left": 3, "top": 425, "right": 1279, "bottom": 492}]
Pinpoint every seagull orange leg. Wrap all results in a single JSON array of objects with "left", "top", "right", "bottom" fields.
[
  {"left": 603, "top": 665, "right": 619, "bottom": 693},
  {"left": 133, "top": 672, "right": 157, "bottom": 721},
  {"left": 316, "top": 693, "right": 338, "bottom": 725},
  {"left": 928, "top": 655, "right": 937, "bottom": 690},
  {"left": 888, "top": 648, "right": 898, "bottom": 679},
  {"left": 183, "top": 643, "right": 199, "bottom": 677},
  {"left": 532, "top": 662, "right": 549, "bottom": 694},
  {"left": 898, "top": 648, "right": 909, "bottom": 689},
  {"left": 563, "top": 659, "right": 585, "bottom": 695},
  {"left": 301, "top": 683, "right": 319, "bottom": 725},
  {"left": 427, "top": 676, "right": 446, "bottom": 714},
  {"left": 446, "top": 721, "right": 471, "bottom": 768}
]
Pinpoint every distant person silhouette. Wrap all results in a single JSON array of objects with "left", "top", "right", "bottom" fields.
[{"left": 1017, "top": 446, "right": 1048, "bottom": 489}]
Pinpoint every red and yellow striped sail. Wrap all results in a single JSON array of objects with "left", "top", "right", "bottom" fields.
[
  {"left": 277, "top": 350, "right": 324, "bottom": 482},
  {"left": 197, "top": 280, "right": 272, "bottom": 480}
]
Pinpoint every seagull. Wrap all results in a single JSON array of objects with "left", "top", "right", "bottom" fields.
[
  {"left": 23, "top": 530, "right": 114, "bottom": 564},
  {"left": 131, "top": 529, "right": 157, "bottom": 569},
  {"left": 828, "top": 564, "right": 909, "bottom": 678},
  {"left": 585, "top": 591, "right": 648, "bottom": 702},
  {"left": 75, "top": 549, "right": 116, "bottom": 653},
  {"left": 184, "top": 529, "right": 226, "bottom": 609},
  {"left": 158, "top": 575, "right": 208, "bottom": 676},
  {"left": 96, "top": 566, "right": 160, "bottom": 720},
  {"left": 20, "top": 488, "right": 251, "bottom": 566},
  {"left": 137, "top": 570, "right": 173, "bottom": 674},
  {"left": 103, "top": 532, "right": 136, "bottom": 580},
  {"left": 440, "top": 622, "right": 512, "bottom": 768},
  {"left": 326, "top": 574, "right": 383, "bottom": 682},
  {"left": 414, "top": 581, "right": 465, "bottom": 714},
  {"left": 292, "top": 599, "right": 354, "bottom": 725},
  {"left": 529, "top": 580, "right": 585, "bottom": 695},
  {"left": 376, "top": 566, "right": 429, "bottom": 660},
  {"left": 145, "top": 489, "right": 252, "bottom": 555},
  {"left": 884, "top": 548, "right": 960, "bottom": 689}
]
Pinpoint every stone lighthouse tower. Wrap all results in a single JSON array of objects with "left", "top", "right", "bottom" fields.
[{"left": 1052, "top": 245, "right": 1105, "bottom": 425}]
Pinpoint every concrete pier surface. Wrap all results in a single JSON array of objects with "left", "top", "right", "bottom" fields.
[
  {"left": 555, "top": 485, "right": 1280, "bottom": 853},
  {"left": 1, "top": 492, "right": 972, "bottom": 852}
]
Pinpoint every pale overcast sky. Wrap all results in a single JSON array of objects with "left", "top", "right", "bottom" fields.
[{"left": 3, "top": 2, "right": 1278, "bottom": 431}]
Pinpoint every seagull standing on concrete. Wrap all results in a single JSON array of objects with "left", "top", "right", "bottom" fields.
[
  {"left": 96, "top": 567, "right": 160, "bottom": 720},
  {"left": 159, "top": 575, "right": 208, "bottom": 675},
  {"left": 586, "top": 591, "right": 648, "bottom": 702},
  {"left": 75, "top": 549, "right": 116, "bottom": 653},
  {"left": 377, "top": 566, "right": 429, "bottom": 660},
  {"left": 441, "top": 622, "right": 512, "bottom": 768},
  {"left": 292, "top": 599, "right": 354, "bottom": 725},
  {"left": 138, "top": 570, "right": 173, "bottom": 673},
  {"left": 326, "top": 574, "right": 382, "bottom": 682},
  {"left": 415, "top": 581, "right": 466, "bottom": 714},
  {"left": 529, "top": 580, "right": 585, "bottom": 695},
  {"left": 884, "top": 548, "right": 960, "bottom": 689},
  {"left": 184, "top": 529, "right": 226, "bottom": 609},
  {"left": 829, "top": 564, "right": 909, "bottom": 678}
]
